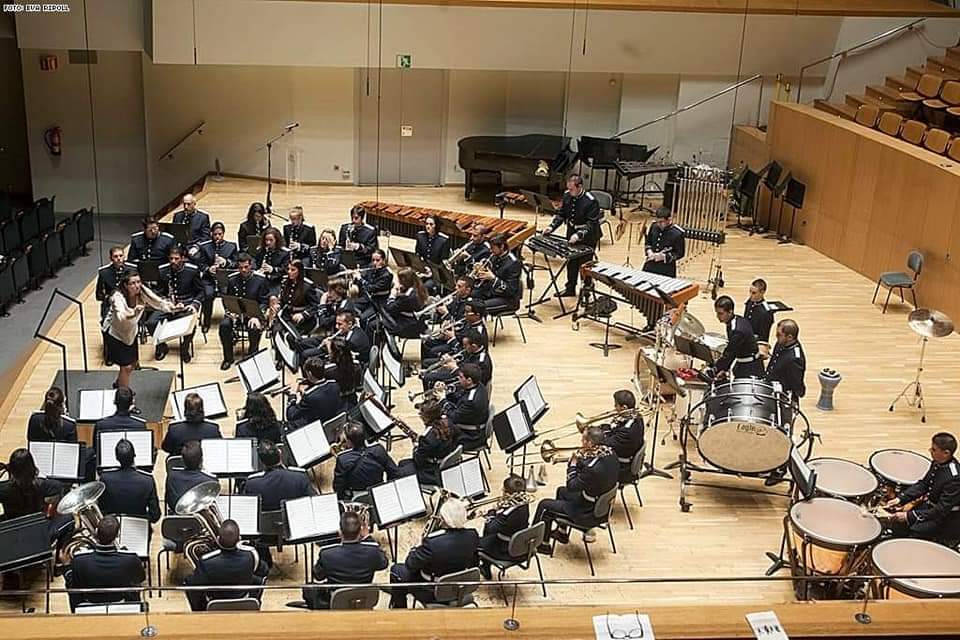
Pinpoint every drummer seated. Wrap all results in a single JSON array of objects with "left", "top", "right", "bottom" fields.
[
  {"left": 885, "top": 432, "right": 960, "bottom": 545},
  {"left": 65, "top": 516, "right": 146, "bottom": 612}
]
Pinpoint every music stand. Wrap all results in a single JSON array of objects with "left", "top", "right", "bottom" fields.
[
  {"left": 340, "top": 250, "right": 358, "bottom": 270},
  {"left": 756, "top": 161, "right": 782, "bottom": 234},
  {"left": 246, "top": 235, "right": 261, "bottom": 253},
  {"left": 0, "top": 513, "right": 55, "bottom": 613},
  {"left": 520, "top": 190, "right": 559, "bottom": 216},
  {"left": 136, "top": 260, "right": 162, "bottom": 285},
  {"left": 304, "top": 268, "right": 329, "bottom": 291},
  {"left": 160, "top": 222, "right": 190, "bottom": 246},
  {"left": 638, "top": 353, "right": 682, "bottom": 480},
  {"left": 389, "top": 247, "right": 412, "bottom": 269},
  {"left": 435, "top": 217, "right": 462, "bottom": 240},
  {"left": 764, "top": 171, "right": 792, "bottom": 240},
  {"left": 153, "top": 312, "right": 198, "bottom": 390},
  {"left": 493, "top": 402, "right": 537, "bottom": 476},
  {"left": 430, "top": 260, "right": 457, "bottom": 293},
  {"left": 674, "top": 334, "right": 717, "bottom": 366},
  {"left": 780, "top": 178, "right": 806, "bottom": 245}
]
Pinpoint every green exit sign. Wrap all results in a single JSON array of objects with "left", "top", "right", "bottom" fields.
[{"left": 396, "top": 54, "right": 412, "bottom": 68}]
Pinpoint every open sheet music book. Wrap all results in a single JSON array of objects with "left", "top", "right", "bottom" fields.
[
  {"left": 381, "top": 341, "right": 404, "bottom": 386},
  {"left": 215, "top": 495, "right": 261, "bottom": 535},
  {"left": 237, "top": 349, "right": 280, "bottom": 393},
  {"left": 202, "top": 438, "right": 257, "bottom": 475},
  {"left": 273, "top": 329, "right": 299, "bottom": 374},
  {"left": 372, "top": 475, "right": 426, "bottom": 527},
  {"left": 171, "top": 383, "right": 227, "bottom": 421},
  {"left": 441, "top": 457, "right": 487, "bottom": 500},
  {"left": 98, "top": 430, "right": 154, "bottom": 469},
  {"left": 359, "top": 397, "right": 394, "bottom": 435},
  {"left": 117, "top": 515, "right": 150, "bottom": 558},
  {"left": 78, "top": 389, "right": 117, "bottom": 421},
  {"left": 76, "top": 603, "right": 146, "bottom": 615},
  {"left": 363, "top": 369, "right": 386, "bottom": 404},
  {"left": 514, "top": 375, "right": 548, "bottom": 424},
  {"left": 153, "top": 312, "right": 196, "bottom": 345},
  {"left": 284, "top": 493, "right": 341, "bottom": 542},
  {"left": 28, "top": 441, "right": 80, "bottom": 479},
  {"left": 284, "top": 418, "right": 333, "bottom": 468},
  {"left": 493, "top": 402, "right": 535, "bottom": 454}
]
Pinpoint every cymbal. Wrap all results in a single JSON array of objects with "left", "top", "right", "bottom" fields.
[
  {"left": 908, "top": 308, "right": 954, "bottom": 339},
  {"left": 674, "top": 311, "right": 705, "bottom": 339}
]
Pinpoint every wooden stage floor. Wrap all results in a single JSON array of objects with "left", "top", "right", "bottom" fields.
[{"left": 1, "top": 177, "right": 957, "bottom": 613}]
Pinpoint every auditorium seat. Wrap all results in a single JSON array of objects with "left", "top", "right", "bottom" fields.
[
  {"left": 75, "top": 208, "right": 95, "bottom": 254},
  {"left": 923, "top": 80, "right": 960, "bottom": 112},
  {"left": 854, "top": 104, "right": 880, "bottom": 128},
  {"left": 948, "top": 137, "right": 960, "bottom": 162},
  {"left": 923, "top": 128, "right": 951, "bottom": 155},
  {"left": 10, "top": 252, "right": 30, "bottom": 301},
  {"left": 885, "top": 71, "right": 920, "bottom": 94},
  {"left": 0, "top": 216, "right": 20, "bottom": 254},
  {"left": 899, "top": 74, "right": 943, "bottom": 105},
  {"left": 36, "top": 197, "right": 56, "bottom": 234},
  {"left": 926, "top": 56, "right": 960, "bottom": 81},
  {"left": 899, "top": 119, "right": 927, "bottom": 145},
  {"left": 60, "top": 214, "right": 81, "bottom": 262},
  {"left": 0, "top": 258, "right": 15, "bottom": 316},
  {"left": 877, "top": 111, "right": 904, "bottom": 136}
]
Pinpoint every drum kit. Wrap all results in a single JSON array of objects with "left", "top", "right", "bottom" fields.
[{"left": 889, "top": 308, "right": 954, "bottom": 423}]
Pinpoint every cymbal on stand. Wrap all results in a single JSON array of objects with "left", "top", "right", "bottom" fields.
[{"left": 908, "top": 308, "right": 954, "bottom": 339}]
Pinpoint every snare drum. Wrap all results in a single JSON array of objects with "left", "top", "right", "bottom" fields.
[
  {"left": 698, "top": 379, "right": 793, "bottom": 473},
  {"left": 869, "top": 449, "right": 931, "bottom": 500},
  {"left": 871, "top": 538, "right": 960, "bottom": 599},
  {"left": 807, "top": 458, "right": 879, "bottom": 503},
  {"left": 789, "top": 498, "right": 882, "bottom": 576}
]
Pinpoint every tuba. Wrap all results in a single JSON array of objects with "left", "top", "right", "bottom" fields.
[
  {"left": 58, "top": 481, "right": 106, "bottom": 562},
  {"left": 175, "top": 480, "right": 224, "bottom": 568}
]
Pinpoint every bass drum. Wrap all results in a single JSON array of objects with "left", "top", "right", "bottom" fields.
[{"left": 698, "top": 379, "right": 793, "bottom": 474}]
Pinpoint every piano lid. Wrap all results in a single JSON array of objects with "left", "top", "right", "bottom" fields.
[{"left": 458, "top": 133, "right": 572, "bottom": 161}]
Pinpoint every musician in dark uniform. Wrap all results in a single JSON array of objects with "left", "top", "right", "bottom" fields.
[
  {"left": 183, "top": 520, "right": 268, "bottom": 611},
  {"left": 543, "top": 175, "right": 601, "bottom": 297},
  {"left": 283, "top": 206, "right": 317, "bottom": 261},
  {"left": 298, "top": 309, "right": 371, "bottom": 365},
  {"left": 148, "top": 246, "right": 203, "bottom": 362},
  {"left": 478, "top": 475, "right": 532, "bottom": 577},
  {"left": 306, "top": 228, "right": 343, "bottom": 275},
  {"left": 242, "top": 440, "right": 315, "bottom": 511},
  {"left": 885, "top": 432, "right": 960, "bottom": 544},
  {"left": 388, "top": 498, "right": 479, "bottom": 608},
  {"left": 764, "top": 319, "right": 806, "bottom": 402},
  {"left": 601, "top": 390, "right": 645, "bottom": 484},
  {"left": 534, "top": 426, "right": 619, "bottom": 552},
  {"left": 98, "top": 439, "right": 161, "bottom": 523},
  {"left": 218, "top": 253, "right": 271, "bottom": 370},
  {"left": 235, "top": 393, "right": 284, "bottom": 446},
  {"left": 475, "top": 233, "right": 522, "bottom": 314},
  {"left": 96, "top": 247, "right": 137, "bottom": 320},
  {"left": 196, "top": 222, "right": 239, "bottom": 332},
  {"left": 255, "top": 227, "right": 291, "bottom": 294},
  {"left": 398, "top": 400, "right": 460, "bottom": 487},
  {"left": 172, "top": 193, "right": 211, "bottom": 246},
  {"left": 27, "top": 387, "right": 77, "bottom": 443},
  {"left": 313, "top": 281, "right": 352, "bottom": 332},
  {"left": 744, "top": 278, "right": 775, "bottom": 343},
  {"left": 286, "top": 356, "right": 344, "bottom": 429},
  {"left": 709, "top": 295, "right": 764, "bottom": 380},
  {"left": 643, "top": 206, "right": 685, "bottom": 278},
  {"left": 128, "top": 217, "right": 175, "bottom": 265},
  {"left": 164, "top": 441, "right": 216, "bottom": 514},
  {"left": 298, "top": 511, "right": 388, "bottom": 609},
  {"left": 421, "top": 328, "right": 491, "bottom": 392},
  {"left": 333, "top": 422, "right": 400, "bottom": 500},
  {"left": 420, "top": 279, "right": 481, "bottom": 361},
  {"left": 339, "top": 205, "right": 379, "bottom": 267},
  {"left": 378, "top": 267, "right": 428, "bottom": 339},
  {"left": 267, "top": 259, "right": 322, "bottom": 335},
  {"left": 355, "top": 249, "right": 394, "bottom": 315},
  {"left": 238, "top": 202, "right": 269, "bottom": 254},
  {"left": 161, "top": 393, "right": 223, "bottom": 456},
  {"left": 64, "top": 515, "right": 146, "bottom": 611},
  {"left": 93, "top": 387, "right": 146, "bottom": 446},
  {"left": 441, "top": 363, "right": 489, "bottom": 451},
  {"left": 415, "top": 216, "right": 451, "bottom": 292},
  {"left": 0, "top": 449, "right": 75, "bottom": 551}
]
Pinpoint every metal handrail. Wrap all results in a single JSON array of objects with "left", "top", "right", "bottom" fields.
[
  {"left": 158, "top": 121, "right": 206, "bottom": 162},
  {"left": 796, "top": 18, "right": 926, "bottom": 104},
  {"left": 615, "top": 74, "right": 763, "bottom": 138}
]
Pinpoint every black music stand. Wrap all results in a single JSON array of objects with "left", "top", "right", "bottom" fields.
[
  {"left": 246, "top": 235, "right": 261, "bottom": 253},
  {"left": 304, "top": 268, "right": 329, "bottom": 290},
  {"left": 779, "top": 178, "right": 806, "bottom": 245},
  {"left": 0, "top": 513, "right": 56, "bottom": 613},
  {"left": 340, "top": 250, "right": 358, "bottom": 270},
  {"left": 764, "top": 171, "right": 792, "bottom": 240},
  {"left": 520, "top": 190, "right": 559, "bottom": 217},
  {"left": 733, "top": 168, "right": 761, "bottom": 230},
  {"left": 754, "top": 161, "right": 782, "bottom": 235},
  {"left": 160, "top": 222, "right": 190, "bottom": 247},
  {"left": 430, "top": 261, "right": 457, "bottom": 294},
  {"left": 673, "top": 334, "right": 717, "bottom": 366},
  {"left": 579, "top": 136, "right": 620, "bottom": 191},
  {"left": 137, "top": 259, "right": 162, "bottom": 285},
  {"left": 638, "top": 353, "right": 682, "bottom": 481}
]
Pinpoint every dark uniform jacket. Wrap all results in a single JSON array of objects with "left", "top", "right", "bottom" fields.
[
  {"left": 714, "top": 315, "right": 763, "bottom": 379},
  {"left": 338, "top": 222, "right": 379, "bottom": 265},
  {"left": 643, "top": 223, "right": 686, "bottom": 278},
  {"left": 562, "top": 448, "right": 619, "bottom": 525},
  {"left": 65, "top": 543, "right": 145, "bottom": 610},
  {"left": 238, "top": 220, "right": 269, "bottom": 254},
  {"left": 383, "top": 288, "right": 426, "bottom": 338},
  {"left": 484, "top": 252, "right": 522, "bottom": 302},
  {"left": 305, "top": 537, "right": 388, "bottom": 608},
  {"left": 161, "top": 420, "right": 223, "bottom": 456},
  {"left": 462, "top": 348, "right": 493, "bottom": 386},
  {"left": 287, "top": 379, "right": 344, "bottom": 429},
  {"left": 165, "top": 468, "right": 217, "bottom": 515},
  {"left": 402, "top": 527, "right": 479, "bottom": 581},
  {"left": 480, "top": 501, "right": 530, "bottom": 559},
  {"left": 744, "top": 298, "right": 775, "bottom": 343},
  {"left": 235, "top": 419, "right": 283, "bottom": 446},
  {"left": 255, "top": 246, "right": 291, "bottom": 287},
  {"left": 128, "top": 231, "right": 175, "bottom": 264},
  {"left": 415, "top": 230, "right": 451, "bottom": 265},
  {"left": 283, "top": 223, "right": 317, "bottom": 259},
  {"left": 241, "top": 466, "right": 314, "bottom": 511},
  {"left": 602, "top": 416, "right": 645, "bottom": 483},
  {"left": 27, "top": 412, "right": 78, "bottom": 443},
  {"left": 765, "top": 340, "right": 806, "bottom": 401},
  {"left": 99, "top": 467, "right": 161, "bottom": 522},
  {"left": 172, "top": 209, "right": 211, "bottom": 245},
  {"left": 0, "top": 476, "right": 64, "bottom": 519},
  {"left": 333, "top": 444, "right": 400, "bottom": 499},
  {"left": 306, "top": 247, "right": 343, "bottom": 275},
  {"left": 411, "top": 425, "right": 461, "bottom": 487},
  {"left": 93, "top": 411, "right": 147, "bottom": 446},
  {"left": 226, "top": 272, "right": 271, "bottom": 307},
  {"left": 902, "top": 457, "right": 960, "bottom": 542},
  {"left": 550, "top": 190, "right": 602, "bottom": 247},
  {"left": 157, "top": 262, "right": 204, "bottom": 308},
  {"left": 185, "top": 544, "right": 265, "bottom": 606},
  {"left": 360, "top": 266, "right": 393, "bottom": 301},
  {"left": 96, "top": 262, "right": 138, "bottom": 317},
  {"left": 197, "top": 239, "right": 239, "bottom": 274},
  {"left": 447, "top": 383, "right": 489, "bottom": 429}
]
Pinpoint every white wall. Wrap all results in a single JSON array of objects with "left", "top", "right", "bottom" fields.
[
  {"left": 16, "top": 0, "right": 143, "bottom": 52},
  {"left": 618, "top": 74, "right": 681, "bottom": 159},
  {"left": 444, "top": 71, "right": 508, "bottom": 183}
]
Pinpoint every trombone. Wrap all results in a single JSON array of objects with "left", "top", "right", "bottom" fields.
[{"left": 533, "top": 407, "right": 645, "bottom": 441}]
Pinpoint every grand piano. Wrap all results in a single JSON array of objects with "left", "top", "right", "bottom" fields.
[{"left": 457, "top": 133, "right": 578, "bottom": 200}]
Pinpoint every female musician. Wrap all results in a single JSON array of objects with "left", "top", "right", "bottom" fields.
[
  {"left": 307, "top": 228, "right": 343, "bottom": 276},
  {"left": 398, "top": 399, "right": 460, "bottom": 487},
  {"left": 380, "top": 267, "right": 428, "bottom": 339},
  {"left": 27, "top": 387, "right": 77, "bottom": 443},
  {"left": 478, "top": 475, "right": 533, "bottom": 576},
  {"left": 325, "top": 336, "right": 362, "bottom": 408},
  {"left": 255, "top": 227, "right": 290, "bottom": 292},
  {"left": 315, "top": 280, "right": 353, "bottom": 332},
  {"left": 0, "top": 449, "right": 75, "bottom": 546},
  {"left": 238, "top": 202, "right": 269, "bottom": 253},
  {"left": 352, "top": 249, "right": 393, "bottom": 319},
  {"left": 267, "top": 260, "right": 320, "bottom": 334},
  {"left": 235, "top": 392, "right": 283, "bottom": 445},
  {"left": 104, "top": 272, "right": 180, "bottom": 389}
]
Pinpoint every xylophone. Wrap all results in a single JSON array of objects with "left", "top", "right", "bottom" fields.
[
  {"left": 525, "top": 233, "right": 594, "bottom": 261},
  {"left": 580, "top": 261, "right": 700, "bottom": 329},
  {"left": 355, "top": 201, "right": 534, "bottom": 250}
]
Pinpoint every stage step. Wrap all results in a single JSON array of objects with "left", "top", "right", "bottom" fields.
[
  {"left": 845, "top": 94, "right": 902, "bottom": 113},
  {"left": 814, "top": 99, "right": 856, "bottom": 120},
  {"left": 866, "top": 84, "right": 911, "bottom": 106}
]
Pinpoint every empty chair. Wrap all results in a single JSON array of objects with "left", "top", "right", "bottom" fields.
[
  {"left": 923, "top": 128, "right": 951, "bottom": 155},
  {"left": 923, "top": 80, "right": 960, "bottom": 111},
  {"left": 877, "top": 111, "right": 904, "bottom": 137},
  {"left": 155, "top": 516, "right": 202, "bottom": 592},
  {"left": 899, "top": 120, "right": 927, "bottom": 145},
  {"left": 205, "top": 597, "right": 261, "bottom": 611},
  {"left": 43, "top": 230, "right": 64, "bottom": 274},
  {"left": 329, "top": 586, "right": 380, "bottom": 610},
  {"left": 59, "top": 216, "right": 80, "bottom": 262},
  {"left": 0, "top": 258, "right": 15, "bottom": 315},
  {"left": 591, "top": 190, "right": 617, "bottom": 245},
  {"left": 75, "top": 208, "right": 95, "bottom": 253},
  {"left": 413, "top": 567, "right": 482, "bottom": 608},
  {"left": 1, "top": 216, "right": 21, "bottom": 254},
  {"left": 17, "top": 205, "right": 40, "bottom": 244},
  {"left": 36, "top": 197, "right": 56, "bottom": 233},
  {"left": 948, "top": 138, "right": 960, "bottom": 162},
  {"left": 872, "top": 250, "right": 922, "bottom": 314},
  {"left": 854, "top": 104, "right": 880, "bottom": 128},
  {"left": 10, "top": 252, "right": 29, "bottom": 300},
  {"left": 899, "top": 73, "right": 943, "bottom": 103}
]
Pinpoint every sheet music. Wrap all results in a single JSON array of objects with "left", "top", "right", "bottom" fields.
[
  {"left": 78, "top": 389, "right": 116, "bottom": 421},
  {"left": 285, "top": 494, "right": 339, "bottom": 540},
  {"left": 76, "top": 603, "right": 144, "bottom": 615},
  {"left": 285, "top": 419, "right": 331, "bottom": 467},
  {"left": 284, "top": 496, "right": 317, "bottom": 541},
  {"left": 227, "top": 439, "right": 255, "bottom": 473},
  {"left": 171, "top": 383, "right": 226, "bottom": 421},
  {"left": 52, "top": 442, "right": 80, "bottom": 479},
  {"left": 201, "top": 439, "right": 228, "bottom": 474},
  {"left": 153, "top": 312, "right": 196, "bottom": 345},
  {"left": 117, "top": 516, "right": 149, "bottom": 558},
  {"left": 396, "top": 474, "right": 425, "bottom": 518},
  {"left": 441, "top": 465, "right": 467, "bottom": 499},
  {"left": 372, "top": 482, "right": 405, "bottom": 526},
  {"left": 216, "top": 495, "right": 260, "bottom": 535},
  {"left": 461, "top": 457, "right": 485, "bottom": 498},
  {"left": 238, "top": 350, "right": 279, "bottom": 392},
  {"left": 99, "top": 430, "right": 153, "bottom": 468},
  {"left": 311, "top": 494, "right": 340, "bottom": 537},
  {"left": 28, "top": 442, "right": 55, "bottom": 478},
  {"left": 382, "top": 344, "right": 404, "bottom": 386},
  {"left": 516, "top": 376, "right": 546, "bottom": 423},
  {"left": 506, "top": 403, "right": 531, "bottom": 443},
  {"left": 363, "top": 369, "right": 386, "bottom": 404},
  {"left": 360, "top": 399, "right": 394, "bottom": 434},
  {"left": 273, "top": 330, "right": 298, "bottom": 373}
]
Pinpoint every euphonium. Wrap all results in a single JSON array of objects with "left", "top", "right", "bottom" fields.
[
  {"left": 58, "top": 481, "right": 106, "bottom": 562},
  {"left": 175, "top": 481, "right": 224, "bottom": 568}
]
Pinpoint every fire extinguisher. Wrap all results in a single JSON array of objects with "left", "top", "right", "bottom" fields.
[{"left": 43, "top": 127, "right": 62, "bottom": 156}]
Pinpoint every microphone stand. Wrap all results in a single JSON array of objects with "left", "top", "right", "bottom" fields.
[{"left": 258, "top": 124, "right": 299, "bottom": 213}]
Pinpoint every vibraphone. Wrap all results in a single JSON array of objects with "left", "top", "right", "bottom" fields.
[
  {"left": 575, "top": 261, "right": 700, "bottom": 333},
  {"left": 356, "top": 201, "right": 534, "bottom": 250},
  {"left": 524, "top": 233, "right": 595, "bottom": 316}
]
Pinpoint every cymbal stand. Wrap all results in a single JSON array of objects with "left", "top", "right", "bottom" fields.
[
  {"left": 888, "top": 335, "right": 928, "bottom": 423},
  {"left": 622, "top": 221, "right": 635, "bottom": 268},
  {"left": 640, "top": 365, "right": 674, "bottom": 481}
]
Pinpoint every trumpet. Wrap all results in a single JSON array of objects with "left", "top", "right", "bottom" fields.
[
  {"left": 408, "top": 379, "right": 460, "bottom": 403},
  {"left": 470, "top": 256, "right": 493, "bottom": 279},
  {"left": 340, "top": 266, "right": 379, "bottom": 279},
  {"left": 534, "top": 407, "right": 645, "bottom": 440},
  {"left": 418, "top": 350, "right": 464, "bottom": 376},
  {"left": 415, "top": 292, "right": 457, "bottom": 319},
  {"left": 421, "top": 318, "right": 464, "bottom": 342},
  {"left": 444, "top": 244, "right": 471, "bottom": 268}
]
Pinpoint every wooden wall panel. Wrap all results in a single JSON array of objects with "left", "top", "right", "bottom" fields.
[{"left": 768, "top": 101, "right": 960, "bottom": 323}]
